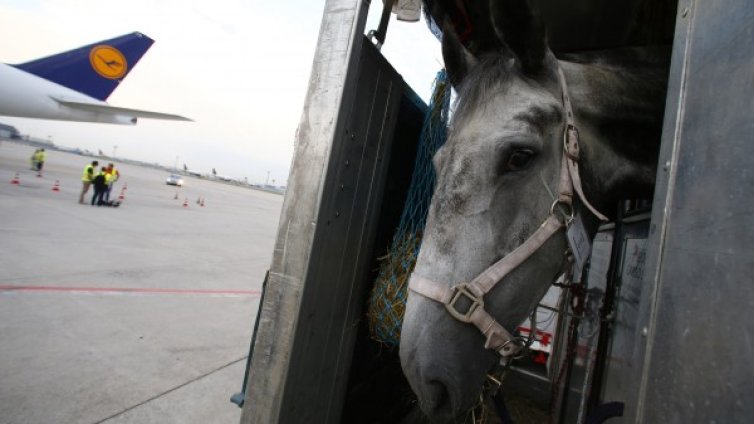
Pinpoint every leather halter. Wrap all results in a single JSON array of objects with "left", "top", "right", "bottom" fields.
[{"left": 408, "top": 66, "right": 607, "bottom": 362}]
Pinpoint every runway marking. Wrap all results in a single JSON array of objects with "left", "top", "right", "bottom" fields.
[{"left": 0, "top": 285, "right": 261, "bottom": 297}]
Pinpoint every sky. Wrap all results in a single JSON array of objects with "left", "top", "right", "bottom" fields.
[{"left": 0, "top": 0, "right": 441, "bottom": 185}]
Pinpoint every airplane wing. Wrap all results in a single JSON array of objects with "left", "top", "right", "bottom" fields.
[{"left": 51, "top": 97, "right": 193, "bottom": 122}]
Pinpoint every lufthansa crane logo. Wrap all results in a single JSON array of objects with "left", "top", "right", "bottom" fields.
[{"left": 89, "top": 45, "right": 127, "bottom": 79}]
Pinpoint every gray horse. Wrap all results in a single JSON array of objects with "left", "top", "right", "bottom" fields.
[{"left": 399, "top": 2, "right": 669, "bottom": 422}]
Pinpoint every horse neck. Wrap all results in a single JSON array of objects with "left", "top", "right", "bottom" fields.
[{"left": 559, "top": 48, "right": 669, "bottom": 214}]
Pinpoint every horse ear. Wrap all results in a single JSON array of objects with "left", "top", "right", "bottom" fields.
[
  {"left": 441, "top": 19, "right": 478, "bottom": 87},
  {"left": 490, "top": 0, "right": 548, "bottom": 74}
]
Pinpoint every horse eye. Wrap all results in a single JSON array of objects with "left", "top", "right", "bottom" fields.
[{"left": 504, "top": 150, "right": 534, "bottom": 172}]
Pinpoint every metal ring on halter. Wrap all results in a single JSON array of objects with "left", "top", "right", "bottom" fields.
[
  {"left": 550, "top": 199, "right": 575, "bottom": 225},
  {"left": 498, "top": 338, "right": 523, "bottom": 357}
]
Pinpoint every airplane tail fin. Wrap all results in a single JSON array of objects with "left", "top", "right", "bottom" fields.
[{"left": 14, "top": 32, "right": 154, "bottom": 101}]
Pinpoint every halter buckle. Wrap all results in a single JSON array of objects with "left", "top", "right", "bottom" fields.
[
  {"left": 563, "top": 124, "right": 580, "bottom": 161},
  {"left": 444, "top": 283, "right": 483, "bottom": 323}
]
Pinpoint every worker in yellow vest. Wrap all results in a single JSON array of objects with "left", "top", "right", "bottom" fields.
[
  {"left": 79, "top": 160, "right": 99, "bottom": 204},
  {"left": 104, "top": 163, "right": 120, "bottom": 203},
  {"left": 30, "top": 149, "right": 40, "bottom": 170},
  {"left": 34, "top": 149, "right": 46, "bottom": 177}
]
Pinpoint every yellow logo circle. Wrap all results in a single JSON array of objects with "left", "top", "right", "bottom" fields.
[{"left": 89, "top": 45, "right": 128, "bottom": 79}]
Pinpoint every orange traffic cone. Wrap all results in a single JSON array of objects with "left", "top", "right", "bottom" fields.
[
  {"left": 183, "top": 198, "right": 189, "bottom": 208},
  {"left": 52, "top": 180, "right": 60, "bottom": 192},
  {"left": 10, "top": 173, "right": 20, "bottom": 185},
  {"left": 118, "top": 189, "right": 125, "bottom": 201}
]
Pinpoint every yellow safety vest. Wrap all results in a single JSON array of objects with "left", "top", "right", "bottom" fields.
[
  {"left": 82, "top": 164, "right": 94, "bottom": 182},
  {"left": 105, "top": 167, "right": 120, "bottom": 184}
]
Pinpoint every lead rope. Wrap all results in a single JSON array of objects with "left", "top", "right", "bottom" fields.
[
  {"left": 471, "top": 307, "right": 538, "bottom": 423},
  {"left": 549, "top": 265, "right": 586, "bottom": 421}
]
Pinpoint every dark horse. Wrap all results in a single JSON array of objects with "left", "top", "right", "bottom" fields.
[{"left": 399, "top": 1, "right": 670, "bottom": 421}]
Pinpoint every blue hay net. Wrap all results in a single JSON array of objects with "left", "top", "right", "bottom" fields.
[{"left": 367, "top": 69, "right": 452, "bottom": 346}]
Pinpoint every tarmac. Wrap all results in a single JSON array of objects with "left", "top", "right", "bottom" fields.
[{"left": 0, "top": 141, "right": 283, "bottom": 424}]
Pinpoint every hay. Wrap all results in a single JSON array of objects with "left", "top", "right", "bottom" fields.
[
  {"left": 367, "top": 232, "right": 422, "bottom": 345},
  {"left": 366, "top": 69, "right": 451, "bottom": 347},
  {"left": 468, "top": 395, "right": 550, "bottom": 424}
]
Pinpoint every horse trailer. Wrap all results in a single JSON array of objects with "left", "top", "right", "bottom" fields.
[{"left": 237, "top": 0, "right": 754, "bottom": 422}]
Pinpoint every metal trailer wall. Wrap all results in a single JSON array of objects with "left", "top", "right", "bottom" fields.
[
  {"left": 240, "top": 0, "right": 426, "bottom": 422},
  {"left": 616, "top": 0, "right": 754, "bottom": 421},
  {"left": 525, "top": 1, "right": 754, "bottom": 421}
]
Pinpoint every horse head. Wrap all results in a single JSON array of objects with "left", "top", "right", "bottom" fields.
[{"left": 400, "top": 1, "right": 667, "bottom": 421}]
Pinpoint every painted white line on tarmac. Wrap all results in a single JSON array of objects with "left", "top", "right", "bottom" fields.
[{"left": 0, "top": 285, "right": 261, "bottom": 298}]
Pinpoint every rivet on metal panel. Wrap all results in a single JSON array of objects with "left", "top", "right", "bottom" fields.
[
  {"left": 335, "top": 211, "right": 340, "bottom": 217},
  {"left": 641, "top": 327, "right": 648, "bottom": 337},
  {"left": 345, "top": 160, "right": 350, "bottom": 167},
  {"left": 682, "top": 7, "right": 689, "bottom": 18},
  {"left": 663, "top": 160, "right": 671, "bottom": 171},
  {"left": 350, "top": 133, "right": 355, "bottom": 140},
  {"left": 340, "top": 184, "right": 344, "bottom": 190}
]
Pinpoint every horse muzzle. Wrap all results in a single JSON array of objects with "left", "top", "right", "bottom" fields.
[{"left": 400, "top": 294, "right": 494, "bottom": 421}]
